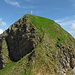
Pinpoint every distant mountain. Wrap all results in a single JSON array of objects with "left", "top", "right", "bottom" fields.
[{"left": 0, "top": 14, "right": 75, "bottom": 75}]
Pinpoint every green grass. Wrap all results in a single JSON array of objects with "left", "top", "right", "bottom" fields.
[
  {"left": 0, "top": 62, "right": 16, "bottom": 75},
  {"left": 25, "top": 14, "right": 74, "bottom": 44}
]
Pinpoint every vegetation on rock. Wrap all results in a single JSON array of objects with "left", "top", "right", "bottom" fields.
[{"left": 0, "top": 14, "right": 75, "bottom": 75}]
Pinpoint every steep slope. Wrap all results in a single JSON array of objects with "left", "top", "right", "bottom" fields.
[{"left": 0, "top": 14, "right": 75, "bottom": 75}]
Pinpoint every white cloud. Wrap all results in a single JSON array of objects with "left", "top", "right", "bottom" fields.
[
  {"left": 4, "top": 0, "right": 35, "bottom": 9},
  {"left": 71, "top": 23, "right": 75, "bottom": 29},
  {"left": 5, "top": 0, "right": 20, "bottom": 7},
  {"left": 69, "top": 30, "right": 75, "bottom": 37},
  {"left": 54, "top": 15, "right": 75, "bottom": 38},
  {"left": 0, "top": 18, "right": 6, "bottom": 26},
  {"left": 0, "top": 29, "right": 3, "bottom": 34},
  {"left": 55, "top": 16, "right": 75, "bottom": 26}
]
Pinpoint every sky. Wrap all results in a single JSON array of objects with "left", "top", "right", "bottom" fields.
[{"left": 0, "top": 0, "right": 75, "bottom": 38}]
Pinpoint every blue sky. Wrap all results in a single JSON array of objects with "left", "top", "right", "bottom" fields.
[{"left": 0, "top": 0, "right": 75, "bottom": 38}]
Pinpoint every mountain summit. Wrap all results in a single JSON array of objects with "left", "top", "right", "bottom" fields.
[{"left": 0, "top": 14, "right": 75, "bottom": 75}]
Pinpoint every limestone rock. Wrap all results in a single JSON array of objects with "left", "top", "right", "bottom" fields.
[{"left": 0, "top": 15, "right": 41, "bottom": 69}]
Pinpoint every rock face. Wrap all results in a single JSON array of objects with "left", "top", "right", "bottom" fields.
[
  {"left": 57, "top": 43, "right": 75, "bottom": 75},
  {"left": 0, "top": 14, "right": 75, "bottom": 75},
  {"left": 0, "top": 16, "right": 41, "bottom": 68},
  {"left": 0, "top": 38, "right": 3, "bottom": 69}
]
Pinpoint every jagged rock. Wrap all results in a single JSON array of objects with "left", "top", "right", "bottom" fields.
[
  {"left": 6, "top": 22, "right": 40, "bottom": 61},
  {"left": 57, "top": 43, "right": 75, "bottom": 75},
  {"left": 0, "top": 15, "right": 41, "bottom": 69},
  {"left": 70, "top": 58, "right": 75, "bottom": 69}
]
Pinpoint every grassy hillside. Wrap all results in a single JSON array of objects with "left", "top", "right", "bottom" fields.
[{"left": 0, "top": 14, "right": 75, "bottom": 75}]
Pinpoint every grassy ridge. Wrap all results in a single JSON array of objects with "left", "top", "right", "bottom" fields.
[{"left": 26, "top": 14, "right": 74, "bottom": 44}]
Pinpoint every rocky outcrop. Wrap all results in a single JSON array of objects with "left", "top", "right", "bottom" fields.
[
  {"left": 0, "top": 16, "right": 41, "bottom": 69},
  {"left": 57, "top": 43, "right": 75, "bottom": 75},
  {"left": 0, "top": 38, "right": 3, "bottom": 69},
  {"left": 0, "top": 14, "right": 75, "bottom": 75}
]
